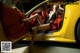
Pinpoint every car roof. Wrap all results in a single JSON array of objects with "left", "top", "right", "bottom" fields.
[{"left": 46, "top": 0, "right": 78, "bottom": 2}]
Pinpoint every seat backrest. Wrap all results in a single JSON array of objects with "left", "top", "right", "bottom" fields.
[{"left": 0, "top": 3, "right": 30, "bottom": 43}]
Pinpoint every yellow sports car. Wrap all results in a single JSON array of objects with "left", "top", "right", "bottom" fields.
[
  {"left": 24, "top": 0, "right": 80, "bottom": 43},
  {"left": 0, "top": 0, "right": 80, "bottom": 43}
]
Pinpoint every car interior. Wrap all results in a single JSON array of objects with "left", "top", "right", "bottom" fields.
[{"left": 28, "top": 3, "right": 65, "bottom": 35}]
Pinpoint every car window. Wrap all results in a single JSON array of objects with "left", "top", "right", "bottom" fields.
[
  {"left": 30, "top": 3, "right": 47, "bottom": 15},
  {"left": 25, "top": 1, "right": 47, "bottom": 17}
]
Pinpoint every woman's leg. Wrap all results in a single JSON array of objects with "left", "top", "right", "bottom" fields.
[
  {"left": 22, "top": 14, "right": 38, "bottom": 22},
  {"left": 33, "top": 23, "right": 50, "bottom": 34},
  {"left": 22, "top": 13, "right": 44, "bottom": 24},
  {"left": 37, "top": 15, "right": 44, "bottom": 25}
]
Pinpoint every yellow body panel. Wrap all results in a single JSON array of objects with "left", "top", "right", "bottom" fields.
[
  {"left": 23, "top": 36, "right": 75, "bottom": 43},
  {"left": 53, "top": 1, "right": 80, "bottom": 42}
]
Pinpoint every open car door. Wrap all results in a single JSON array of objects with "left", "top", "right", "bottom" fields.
[{"left": 0, "top": 3, "right": 31, "bottom": 43}]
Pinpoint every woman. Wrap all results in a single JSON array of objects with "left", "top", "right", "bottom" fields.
[{"left": 22, "top": 4, "right": 64, "bottom": 34}]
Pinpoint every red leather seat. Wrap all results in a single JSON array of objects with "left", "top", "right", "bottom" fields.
[
  {"left": 0, "top": 3, "right": 30, "bottom": 42},
  {"left": 51, "top": 14, "right": 62, "bottom": 30}
]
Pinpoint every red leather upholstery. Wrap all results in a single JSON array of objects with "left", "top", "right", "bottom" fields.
[
  {"left": 0, "top": 3, "right": 30, "bottom": 42},
  {"left": 30, "top": 11, "right": 46, "bottom": 27},
  {"left": 51, "top": 14, "right": 62, "bottom": 30}
]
